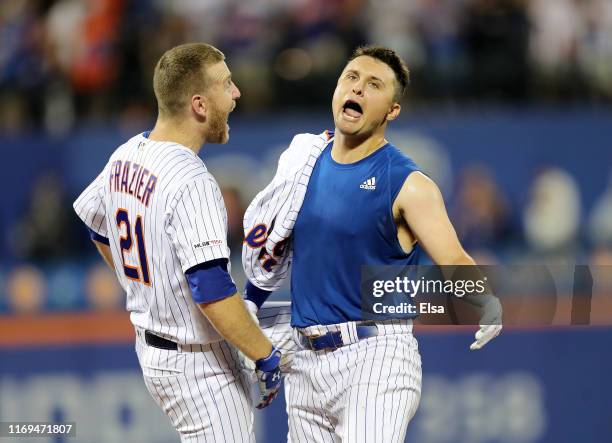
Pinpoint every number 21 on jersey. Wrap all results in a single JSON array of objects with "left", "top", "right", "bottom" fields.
[{"left": 116, "top": 208, "right": 151, "bottom": 286}]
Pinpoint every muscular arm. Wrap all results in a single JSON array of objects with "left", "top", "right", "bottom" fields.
[
  {"left": 397, "top": 172, "right": 474, "bottom": 266},
  {"left": 93, "top": 240, "right": 115, "bottom": 270},
  {"left": 397, "top": 172, "right": 502, "bottom": 349},
  {"left": 198, "top": 294, "right": 273, "bottom": 361},
  {"left": 93, "top": 239, "right": 274, "bottom": 360}
]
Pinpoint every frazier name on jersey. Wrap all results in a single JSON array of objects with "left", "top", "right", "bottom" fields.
[{"left": 109, "top": 160, "right": 157, "bottom": 206}]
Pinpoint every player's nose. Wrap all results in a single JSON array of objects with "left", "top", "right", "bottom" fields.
[
  {"left": 352, "top": 82, "right": 364, "bottom": 96},
  {"left": 232, "top": 82, "right": 241, "bottom": 100}
]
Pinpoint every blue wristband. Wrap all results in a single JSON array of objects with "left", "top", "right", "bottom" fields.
[{"left": 256, "top": 347, "right": 281, "bottom": 372}]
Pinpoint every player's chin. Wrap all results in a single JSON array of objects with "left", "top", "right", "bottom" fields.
[
  {"left": 209, "top": 125, "right": 230, "bottom": 144},
  {"left": 223, "top": 123, "right": 231, "bottom": 143},
  {"left": 334, "top": 119, "right": 361, "bottom": 136},
  {"left": 334, "top": 112, "right": 362, "bottom": 133},
  {"left": 217, "top": 131, "right": 230, "bottom": 144}
]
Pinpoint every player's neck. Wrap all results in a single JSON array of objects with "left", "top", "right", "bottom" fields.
[
  {"left": 148, "top": 119, "right": 206, "bottom": 154},
  {"left": 331, "top": 131, "right": 387, "bottom": 164}
]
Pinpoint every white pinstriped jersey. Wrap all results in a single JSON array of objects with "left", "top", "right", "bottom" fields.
[
  {"left": 74, "top": 132, "right": 232, "bottom": 345},
  {"left": 242, "top": 131, "right": 330, "bottom": 291}
]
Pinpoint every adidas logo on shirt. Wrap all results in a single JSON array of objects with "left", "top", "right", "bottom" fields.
[{"left": 360, "top": 177, "right": 376, "bottom": 190}]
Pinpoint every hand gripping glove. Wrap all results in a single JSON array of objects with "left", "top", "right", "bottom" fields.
[{"left": 255, "top": 346, "right": 283, "bottom": 409}]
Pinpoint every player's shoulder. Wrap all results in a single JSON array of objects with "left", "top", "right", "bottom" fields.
[
  {"left": 383, "top": 142, "right": 422, "bottom": 198},
  {"left": 385, "top": 142, "right": 420, "bottom": 173},
  {"left": 174, "top": 169, "right": 218, "bottom": 192},
  {"left": 109, "top": 132, "right": 148, "bottom": 159},
  {"left": 166, "top": 173, "right": 221, "bottom": 216},
  {"left": 111, "top": 132, "right": 205, "bottom": 167},
  {"left": 167, "top": 162, "right": 219, "bottom": 200}
]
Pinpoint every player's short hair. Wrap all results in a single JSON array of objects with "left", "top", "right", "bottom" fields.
[
  {"left": 153, "top": 43, "right": 225, "bottom": 117},
  {"left": 349, "top": 45, "right": 410, "bottom": 101}
]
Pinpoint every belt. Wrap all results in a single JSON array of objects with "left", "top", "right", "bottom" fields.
[
  {"left": 299, "top": 323, "right": 379, "bottom": 351},
  {"left": 145, "top": 331, "right": 178, "bottom": 351}
]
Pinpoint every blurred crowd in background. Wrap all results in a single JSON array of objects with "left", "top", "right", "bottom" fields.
[
  {"left": 3, "top": 125, "right": 611, "bottom": 315},
  {"left": 1, "top": 0, "right": 611, "bottom": 315},
  {"left": 2, "top": 0, "right": 612, "bottom": 134}
]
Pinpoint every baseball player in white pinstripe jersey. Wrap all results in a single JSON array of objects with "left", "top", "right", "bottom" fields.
[
  {"left": 242, "top": 45, "right": 503, "bottom": 442},
  {"left": 74, "top": 43, "right": 283, "bottom": 443}
]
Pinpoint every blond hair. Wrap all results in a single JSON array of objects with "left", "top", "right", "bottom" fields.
[{"left": 153, "top": 43, "right": 224, "bottom": 117}]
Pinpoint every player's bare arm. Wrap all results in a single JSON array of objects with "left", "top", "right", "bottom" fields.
[
  {"left": 394, "top": 171, "right": 473, "bottom": 265},
  {"left": 92, "top": 240, "right": 115, "bottom": 270},
  {"left": 198, "top": 293, "right": 273, "bottom": 361},
  {"left": 394, "top": 171, "right": 502, "bottom": 349}
]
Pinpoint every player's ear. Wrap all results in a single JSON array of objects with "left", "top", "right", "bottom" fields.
[
  {"left": 191, "top": 94, "right": 207, "bottom": 121},
  {"left": 386, "top": 102, "right": 401, "bottom": 122}
]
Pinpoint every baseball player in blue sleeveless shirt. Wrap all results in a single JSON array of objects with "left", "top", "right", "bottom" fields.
[{"left": 244, "top": 45, "right": 502, "bottom": 442}]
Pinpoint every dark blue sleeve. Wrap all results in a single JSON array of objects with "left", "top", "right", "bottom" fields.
[
  {"left": 88, "top": 227, "right": 110, "bottom": 245},
  {"left": 244, "top": 280, "right": 272, "bottom": 309},
  {"left": 185, "top": 259, "right": 237, "bottom": 304}
]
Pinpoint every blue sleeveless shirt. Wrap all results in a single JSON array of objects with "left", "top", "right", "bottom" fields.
[{"left": 290, "top": 140, "right": 421, "bottom": 327}]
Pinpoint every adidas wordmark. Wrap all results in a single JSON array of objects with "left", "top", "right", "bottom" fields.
[{"left": 360, "top": 177, "right": 376, "bottom": 190}]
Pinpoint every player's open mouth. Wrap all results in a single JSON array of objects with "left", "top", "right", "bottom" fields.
[{"left": 342, "top": 100, "right": 363, "bottom": 120}]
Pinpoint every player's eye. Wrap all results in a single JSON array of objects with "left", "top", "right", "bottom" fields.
[
  {"left": 346, "top": 73, "right": 357, "bottom": 80},
  {"left": 369, "top": 82, "right": 380, "bottom": 89}
]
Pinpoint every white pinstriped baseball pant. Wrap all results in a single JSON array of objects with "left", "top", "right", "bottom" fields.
[
  {"left": 286, "top": 320, "right": 422, "bottom": 443},
  {"left": 135, "top": 328, "right": 255, "bottom": 443}
]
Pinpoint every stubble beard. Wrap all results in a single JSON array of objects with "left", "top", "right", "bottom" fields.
[{"left": 207, "top": 102, "right": 229, "bottom": 144}]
